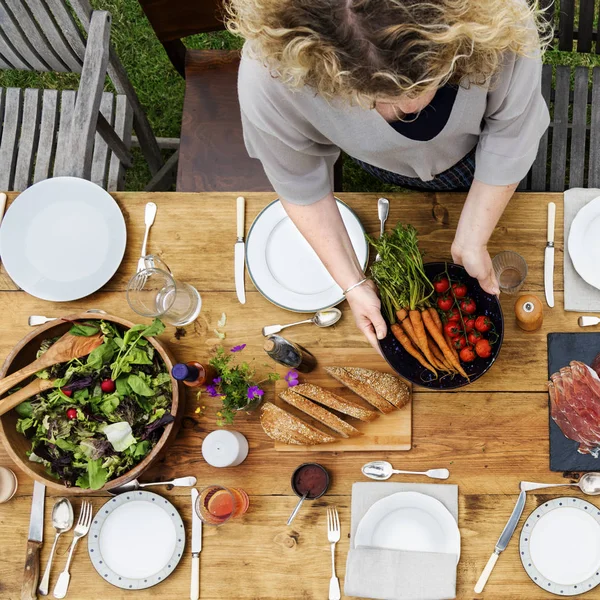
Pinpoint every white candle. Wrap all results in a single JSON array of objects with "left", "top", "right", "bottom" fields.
[{"left": 201, "top": 430, "right": 249, "bottom": 467}]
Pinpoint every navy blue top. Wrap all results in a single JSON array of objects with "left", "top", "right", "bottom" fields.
[{"left": 390, "top": 85, "right": 459, "bottom": 141}]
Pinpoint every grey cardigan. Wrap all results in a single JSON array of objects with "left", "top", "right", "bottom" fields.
[{"left": 238, "top": 45, "right": 550, "bottom": 204}]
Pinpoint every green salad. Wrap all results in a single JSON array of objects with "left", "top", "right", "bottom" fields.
[{"left": 12, "top": 318, "right": 174, "bottom": 490}]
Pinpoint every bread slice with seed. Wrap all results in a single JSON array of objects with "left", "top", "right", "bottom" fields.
[
  {"left": 260, "top": 402, "right": 337, "bottom": 445},
  {"left": 325, "top": 366, "right": 395, "bottom": 413},
  {"left": 343, "top": 367, "right": 411, "bottom": 409},
  {"left": 279, "top": 389, "right": 362, "bottom": 438},
  {"left": 293, "top": 383, "right": 378, "bottom": 422}
]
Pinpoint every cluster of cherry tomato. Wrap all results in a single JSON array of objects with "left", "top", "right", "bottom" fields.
[
  {"left": 433, "top": 275, "right": 494, "bottom": 363},
  {"left": 63, "top": 379, "right": 116, "bottom": 420}
]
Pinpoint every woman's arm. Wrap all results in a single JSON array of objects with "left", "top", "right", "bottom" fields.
[
  {"left": 451, "top": 179, "right": 518, "bottom": 295},
  {"left": 281, "top": 193, "right": 388, "bottom": 347}
]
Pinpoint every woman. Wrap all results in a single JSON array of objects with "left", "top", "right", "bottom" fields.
[{"left": 228, "top": 0, "right": 550, "bottom": 348}]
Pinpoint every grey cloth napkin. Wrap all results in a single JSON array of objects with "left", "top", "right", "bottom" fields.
[
  {"left": 564, "top": 188, "right": 600, "bottom": 311},
  {"left": 344, "top": 482, "right": 459, "bottom": 600}
]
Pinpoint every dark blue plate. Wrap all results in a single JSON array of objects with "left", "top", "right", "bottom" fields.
[{"left": 378, "top": 262, "right": 504, "bottom": 389}]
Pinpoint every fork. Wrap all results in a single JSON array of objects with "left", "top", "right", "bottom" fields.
[
  {"left": 327, "top": 506, "right": 341, "bottom": 600},
  {"left": 53, "top": 501, "right": 93, "bottom": 598}
]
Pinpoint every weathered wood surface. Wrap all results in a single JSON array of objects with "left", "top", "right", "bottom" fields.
[{"left": 0, "top": 190, "right": 590, "bottom": 599}]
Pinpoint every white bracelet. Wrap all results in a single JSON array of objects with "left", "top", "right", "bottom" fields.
[{"left": 343, "top": 277, "right": 369, "bottom": 296}]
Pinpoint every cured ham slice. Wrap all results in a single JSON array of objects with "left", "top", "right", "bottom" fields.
[{"left": 549, "top": 361, "right": 600, "bottom": 457}]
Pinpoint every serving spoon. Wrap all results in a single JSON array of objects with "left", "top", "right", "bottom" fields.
[
  {"left": 38, "top": 498, "right": 74, "bottom": 596},
  {"left": 521, "top": 472, "right": 600, "bottom": 495},
  {"left": 262, "top": 308, "right": 342, "bottom": 336},
  {"left": 362, "top": 460, "right": 450, "bottom": 481},
  {"left": 108, "top": 475, "right": 197, "bottom": 495}
]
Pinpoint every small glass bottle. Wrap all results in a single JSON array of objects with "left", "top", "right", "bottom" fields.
[
  {"left": 263, "top": 335, "right": 317, "bottom": 373},
  {"left": 171, "top": 361, "right": 217, "bottom": 388}
]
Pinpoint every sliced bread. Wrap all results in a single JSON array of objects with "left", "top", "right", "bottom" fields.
[
  {"left": 279, "top": 389, "right": 362, "bottom": 438},
  {"left": 260, "top": 402, "right": 337, "bottom": 445},
  {"left": 325, "top": 366, "right": 395, "bottom": 413},
  {"left": 343, "top": 367, "right": 411, "bottom": 409},
  {"left": 293, "top": 383, "right": 378, "bottom": 422}
]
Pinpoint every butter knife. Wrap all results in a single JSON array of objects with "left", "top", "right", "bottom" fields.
[
  {"left": 190, "top": 488, "right": 202, "bottom": 600},
  {"left": 474, "top": 490, "right": 526, "bottom": 594},
  {"left": 544, "top": 202, "right": 556, "bottom": 308},
  {"left": 22, "top": 481, "right": 45, "bottom": 600},
  {"left": 234, "top": 196, "right": 246, "bottom": 304}
]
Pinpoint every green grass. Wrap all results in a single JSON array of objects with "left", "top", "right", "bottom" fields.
[{"left": 1, "top": 0, "right": 600, "bottom": 191}]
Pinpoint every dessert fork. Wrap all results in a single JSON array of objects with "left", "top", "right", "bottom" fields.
[
  {"left": 327, "top": 506, "right": 341, "bottom": 600},
  {"left": 53, "top": 501, "right": 93, "bottom": 598}
]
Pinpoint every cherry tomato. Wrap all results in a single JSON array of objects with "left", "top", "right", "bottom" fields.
[
  {"left": 464, "top": 317, "right": 476, "bottom": 332},
  {"left": 101, "top": 379, "right": 116, "bottom": 393},
  {"left": 447, "top": 307, "right": 461, "bottom": 322},
  {"left": 444, "top": 321, "right": 462, "bottom": 338},
  {"left": 475, "top": 339, "right": 493, "bottom": 359},
  {"left": 433, "top": 276, "right": 450, "bottom": 294},
  {"left": 61, "top": 389, "right": 73, "bottom": 398},
  {"left": 452, "top": 282, "right": 468, "bottom": 299},
  {"left": 475, "top": 315, "right": 493, "bottom": 333},
  {"left": 459, "top": 346, "right": 476, "bottom": 363},
  {"left": 468, "top": 330, "right": 482, "bottom": 345},
  {"left": 453, "top": 336, "right": 468, "bottom": 351},
  {"left": 66, "top": 408, "right": 78, "bottom": 420},
  {"left": 437, "top": 295, "right": 453, "bottom": 312},
  {"left": 460, "top": 297, "right": 477, "bottom": 315}
]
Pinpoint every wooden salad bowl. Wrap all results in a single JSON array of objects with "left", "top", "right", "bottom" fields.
[{"left": 0, "top": 312, "right": 183, "bottom": 494}]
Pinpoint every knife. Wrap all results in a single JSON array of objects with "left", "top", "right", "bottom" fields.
[
  {"left": 544, "top": 202, "right": 556, "bottom": 308},
  {"left": 474, "top": 490, "right": 526, "bottom": 594},
  {"left": 190, "top": 488, "right": 202, "bottom": 600},
  {"left": 0, "top": 192, "right": 7, "bottom": 267},
  {"left": 22, "top": 481, "right": 45, "bottom": 600},
  {"left": 234, "top": 196, "right": 246, "bottom": 305}
]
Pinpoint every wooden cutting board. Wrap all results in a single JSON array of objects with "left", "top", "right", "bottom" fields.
[{"left": 273, "top": 364, "right": 412, "bottom": 452}]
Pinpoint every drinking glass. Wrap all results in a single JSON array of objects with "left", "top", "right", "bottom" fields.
[
  {"left": 492, "top": 251, "right": 528, "bottom": 294},
  {"left": 126, "top": 255, "right": 201, "bottom": 326},
  {"left": 195, "top": 485, "right": 250, "bottom": 525}
]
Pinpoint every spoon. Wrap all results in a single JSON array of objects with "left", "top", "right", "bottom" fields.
[
  {"left": 375, "top": 197, "right": 390, "bottom": 262},
  {"left": 521, "top": 472, "right": 600, "bottom": 495},
  {"left": 262, "top": 308, "right": 342, "bottom": 336},
  {"left": 287, "top": 492, "right": 308, "bottom": 526},
  {"left": 108, "top": 475, "right": 197, "bottom": 495},
  {"left": 362, "top": 461, "right": 450, "bottom": 481},
  {"left": 38, "top": 498, "right": 74, "bottom": 596},
  {"left": 137, "top": 202, "right": 157, "bottom": 272}
]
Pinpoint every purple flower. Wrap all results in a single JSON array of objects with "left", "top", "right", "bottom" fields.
[
  {"left": 247, "top": 385, "right": 264, "bottom": 400},
  {"left": 206, "top": 385, "right": 220, "bottom": 398},
  {"left": 231, "top": 344, "right": 247, "bottom": 353},
  {"left": 285, "top": 370, "right": 299, "bottom": 387},
  {"left": 212, "top": 377, "right": 222, "bottom": 385}
]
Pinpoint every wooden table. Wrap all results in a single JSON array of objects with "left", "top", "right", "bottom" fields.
[{"left": 0, "top": 191, "right": 585, "bottom": 599}]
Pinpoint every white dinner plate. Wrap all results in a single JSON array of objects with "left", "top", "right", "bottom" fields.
[
  {"left": 88, "top": 490, "right": 186, "bottom": 590},
  {"left": 245, "top": 198, "right": 368, "bottom": 312},
  {"left": 568, "top": 196, "right": 600, "bottom": 290},
  {"left": 520, "top": 497, "right": 600, "bottom": 596},
  {"left": 0, "top": 177, "right": 126, "bottom": 301},
  {"left": 355, "top": 492, "right": 461, "bottom": 562}
]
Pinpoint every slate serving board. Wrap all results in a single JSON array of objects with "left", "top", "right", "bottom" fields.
[{"left": 548, "top": 332, "right": 600, "bottom": 471}]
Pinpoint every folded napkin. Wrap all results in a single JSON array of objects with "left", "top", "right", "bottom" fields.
[
  {"left": 344, "top": 482, "right": 459, "bottom": 600},
  {"left": 564, "top": 188, "right": 600, "bottom": 311}
]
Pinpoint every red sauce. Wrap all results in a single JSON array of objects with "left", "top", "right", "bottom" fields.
[{"left": 293, "top": 464, "right": 329, "bottom": 499}]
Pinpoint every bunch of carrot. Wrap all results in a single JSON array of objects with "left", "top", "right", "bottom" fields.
[{"left": 369, "top": 224, "right": 469, "bottom": 380}]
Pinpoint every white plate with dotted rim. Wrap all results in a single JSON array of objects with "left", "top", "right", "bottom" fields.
[
  {"left": 0, "top": 177, "right": 126, "bottom": 301},
  {"left": 88, "top": 490, "right": 185, "bottom": 590},
  {"left": 520, "top": 497, "right": 600, "bottom": 596},
  {"left": 245, "top": 198, "right": 368, "bottom": 312}
]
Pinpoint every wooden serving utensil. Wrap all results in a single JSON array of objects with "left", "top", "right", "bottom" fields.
[
  {"left": 0, "top": 379, "right": 55, "bottom": 417},
  {"left": 0, "top": 332, "right": 102, "bottom": 401}
]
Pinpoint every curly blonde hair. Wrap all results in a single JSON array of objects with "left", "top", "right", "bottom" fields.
[{"left": 226, "top": 0, "right": 549, "bottom": 105}]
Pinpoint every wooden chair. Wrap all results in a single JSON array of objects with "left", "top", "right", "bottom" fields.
[
  {"left": 137, "top": 0, "right": 273, "bottom": 192},
  {"left": 0, "top": 0, "right": 165, "bottom": 191}
]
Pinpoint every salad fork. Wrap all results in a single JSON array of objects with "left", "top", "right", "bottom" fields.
[
  {"left": 327, "top": 506, "right": 341, "bottom": 600},
  {"left": 53, "top": 501, "right": 93, "bottom": 598}
]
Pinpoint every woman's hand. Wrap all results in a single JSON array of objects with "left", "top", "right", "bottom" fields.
[
  {"left": 345, "top": 279, "right": 388, "bottom": 350},
  {"left": 451, "top": 241, "right": 500, "bottom": 296}
]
